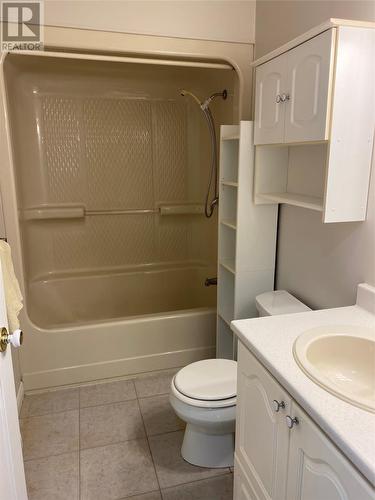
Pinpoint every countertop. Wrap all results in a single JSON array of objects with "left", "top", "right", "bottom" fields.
[{"left": 231, "top": 304, "right": 375, "bottom": 485}]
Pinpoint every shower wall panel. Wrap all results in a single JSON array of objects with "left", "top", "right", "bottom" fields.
[
  {"left": 37, "top": 95, "right": 192, "bottom": 272},
  {"left": 4, "top": 54, "right": 234, "bottom": 325}
]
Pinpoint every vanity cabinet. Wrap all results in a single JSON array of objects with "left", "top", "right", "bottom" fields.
[
  {"left": 254, "top": 29, "right": 335, "bottom": 145},
  {"left": 235, "top": 340, "right": 291, "bottom": 500},
  {"left": 234, "top": 342, "right": 374, "bottom": 500}
]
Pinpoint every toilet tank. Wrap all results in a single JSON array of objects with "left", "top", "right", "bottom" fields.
[{"left": 255, "top": 290, "right": 311, "bottom": 317}]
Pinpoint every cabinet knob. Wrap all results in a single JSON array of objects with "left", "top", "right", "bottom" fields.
[
  {"left": 272, "top": 399, "right": 285, "bottom": 412},
  {"left": 280, "top": 93, "right": 290, "bottom": 102},
  {"left": 276, "top": 94, "right": 281, "bottom": 103},
  {"left": 286, "top": 415, "right": 299, "bottom": 429}
]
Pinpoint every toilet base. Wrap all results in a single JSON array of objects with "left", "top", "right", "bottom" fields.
[{"left": 181, "top": 424, "right": 234, "bottom": 468}]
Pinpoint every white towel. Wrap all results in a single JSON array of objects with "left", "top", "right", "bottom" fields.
[{"left": 0, "top": 240, "right": 23, "bottom": 331}]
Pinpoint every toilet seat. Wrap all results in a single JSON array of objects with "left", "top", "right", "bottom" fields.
[{"left": 172, "top": 359, "right": 237, "bottom": 408}]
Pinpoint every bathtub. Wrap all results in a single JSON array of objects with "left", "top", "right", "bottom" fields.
[{"left": 19, "top": 264, "right": 217, "bottom": 390}]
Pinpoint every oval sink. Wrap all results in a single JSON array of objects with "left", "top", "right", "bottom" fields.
[{"left": 293, "top": 325, "right": 375, "bottom": 413}]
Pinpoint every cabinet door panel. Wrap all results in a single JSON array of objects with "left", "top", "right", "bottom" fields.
[
  {"left": 285, "top": 29, "right": 335, "bottom": 143},
  {"left": 236, "top": 343, "right": 291, "bottom": 500},
  {"left": 286, "top": 402, "right": 374, "bottom": 500},
  {"left": 234, "top": 457, "right": 260, "bottom": 500},
  {"left": 254, "top": 54, "right": 287, "bottom": 145}
]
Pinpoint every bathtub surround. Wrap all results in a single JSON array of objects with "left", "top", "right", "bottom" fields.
[
  {"left": 0, "top": 23, "right": 255, "bottom": 390},
  {"left": 21, "top": 369, "right": 234, "bottom": 500},
  {"left": 0, "top": 24, "right": 252, "bottom": 392}
]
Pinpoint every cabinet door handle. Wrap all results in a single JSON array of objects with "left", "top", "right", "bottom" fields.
[
  {"left": 286, "top": 415, "right": 299, "bottom": 429},
  {"left": 272, "top": 399, "right": 285, "bottom": 412},
  {"left": 280, "top": 93, "right": 290, "bottom": 102},
  {"left": 276, "top": 94, "right": 281, "bottom": 103}
]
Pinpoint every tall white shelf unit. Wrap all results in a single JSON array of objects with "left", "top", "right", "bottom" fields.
[{"left": 217, "top": 121, "right": 278, "bottom": 359}]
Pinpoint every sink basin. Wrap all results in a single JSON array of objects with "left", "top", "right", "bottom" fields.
[{"left": 293, "top": 325, "right": 375, "bottom": 413}]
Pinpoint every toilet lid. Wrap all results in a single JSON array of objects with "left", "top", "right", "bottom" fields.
[{"left": 174, "top": 359, "right": 237, "bottom": 401}]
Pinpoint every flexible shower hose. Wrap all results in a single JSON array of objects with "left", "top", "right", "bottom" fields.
[{"left": 202, "top": 106, "right": 218, "bottom": 218}]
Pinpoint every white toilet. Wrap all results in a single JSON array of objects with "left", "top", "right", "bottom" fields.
[{"left": 170, "top": 290, "right": 310, "bottom": 468}]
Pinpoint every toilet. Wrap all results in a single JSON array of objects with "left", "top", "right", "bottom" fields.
[{"left": 170, "top": 290, "right": 310, "bottom": 468}]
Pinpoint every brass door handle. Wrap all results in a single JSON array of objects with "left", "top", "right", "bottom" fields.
[{"left": 0, "top": 327, "right": 23, "bottom": 352}]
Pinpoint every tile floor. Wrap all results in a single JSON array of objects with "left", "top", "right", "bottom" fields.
[{"left": 20, "top": 369, "right": 234, "bottom": 500}]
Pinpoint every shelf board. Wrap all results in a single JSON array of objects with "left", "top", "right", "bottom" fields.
[
  {"left": 220, "top": 260, "right": 236, "bottom": 274},
  {"left": 221, "top": 181, "right": 238, "bottom": 187},
  {"left": 257, "top": 192, "right": 324, "bottom": 212},
  {"left": 221, "top": 219, "right": 237, "bottom": 230}
]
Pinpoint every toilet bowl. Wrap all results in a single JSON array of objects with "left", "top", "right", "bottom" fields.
[
  {"left": 170, "top": 290, "right": 310, "bottom": 469},
  {"left": 169, "top": 358, "right": 237, "bottom": 468}
]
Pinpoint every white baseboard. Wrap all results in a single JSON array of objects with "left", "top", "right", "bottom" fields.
[
  {"left": 22, "top": 345, "right": 216, "bottom": 391},
  {"left": 16, "top": 381, "right": 24, "bottom": 414}
]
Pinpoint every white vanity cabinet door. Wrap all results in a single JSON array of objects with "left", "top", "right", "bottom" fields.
[
  {"left": 234, "top": 458, "right": 258, "bottom": 500},
  {"left": 286, "top": 402, "right": 374, "bottom": 500},
  {"left": 284, "top": 29, "right": 335, "bottom": 144},
  {"left": 235, "top": 343, "right": 291, "bottom": 500},
  {"left": 254, "top": 54, "right": 287, "bottom": 145}
]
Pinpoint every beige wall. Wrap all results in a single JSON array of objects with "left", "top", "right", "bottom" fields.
[
  {"left": 255, "top": 0, "right": 375, "bottom": 309},
  {"left": 255, "top": 0, "right": 374, "bottom": 57},
  {"left": 44, "top": 0, "right": 256, "bottom": 43}
]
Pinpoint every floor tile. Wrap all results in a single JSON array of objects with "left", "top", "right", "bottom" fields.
[
  {"left": 120, "top": 493, "right": 161, "bottom": 500},
  {"left": 134, "top": 369, "right": 177, "bottom": 398},
  {"left": 80, "top": 400, "right": 145, "bottom": 449},
  {"left": 161, "top": 474, "right": 233, "bottom": 500},
  {"left": 21, "top": 410, "right": 79, "bottom": 460},
  {"left": 24, "top": 452, "right": 79, "bottom": 500},
  {"left": 20, "top": 388, "right": 79, "bottom": 418},
  {"left": 149, "top": 430, "right": 229, "bottom": 489},
  {"left": 80, "top": 379, "right": 136, "bottom": 408},
  {"left": 80, "top": 439, "right": 159, "bottom": 500},
  {"left": 139, "top": 394, "right": 185, "bottom": 436}
]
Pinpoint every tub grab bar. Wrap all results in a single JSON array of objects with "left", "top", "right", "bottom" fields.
[
  {"left": 159, "top": 204, "right": 204, "bottom": 215},
  {"left": 21, "top": 204, "right": 205, "bottom": 220},
  {"left": 22, "top": 206, "right": 85, "bottom": 220}
]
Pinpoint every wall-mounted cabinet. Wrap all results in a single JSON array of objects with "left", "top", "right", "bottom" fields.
[
  {"left": 216, "top": 122, "right": 277, "bottom": 359},
  {"left": 254, "top": 29, "right": 335, "bottom": 146},
  {"left": 253, "top": 20, "right": 375, "bottom": 223}
]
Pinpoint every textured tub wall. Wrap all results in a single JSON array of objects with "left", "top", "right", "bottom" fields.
[{"left": 4, "top": 55, "right": 235, "bottom": 326}]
